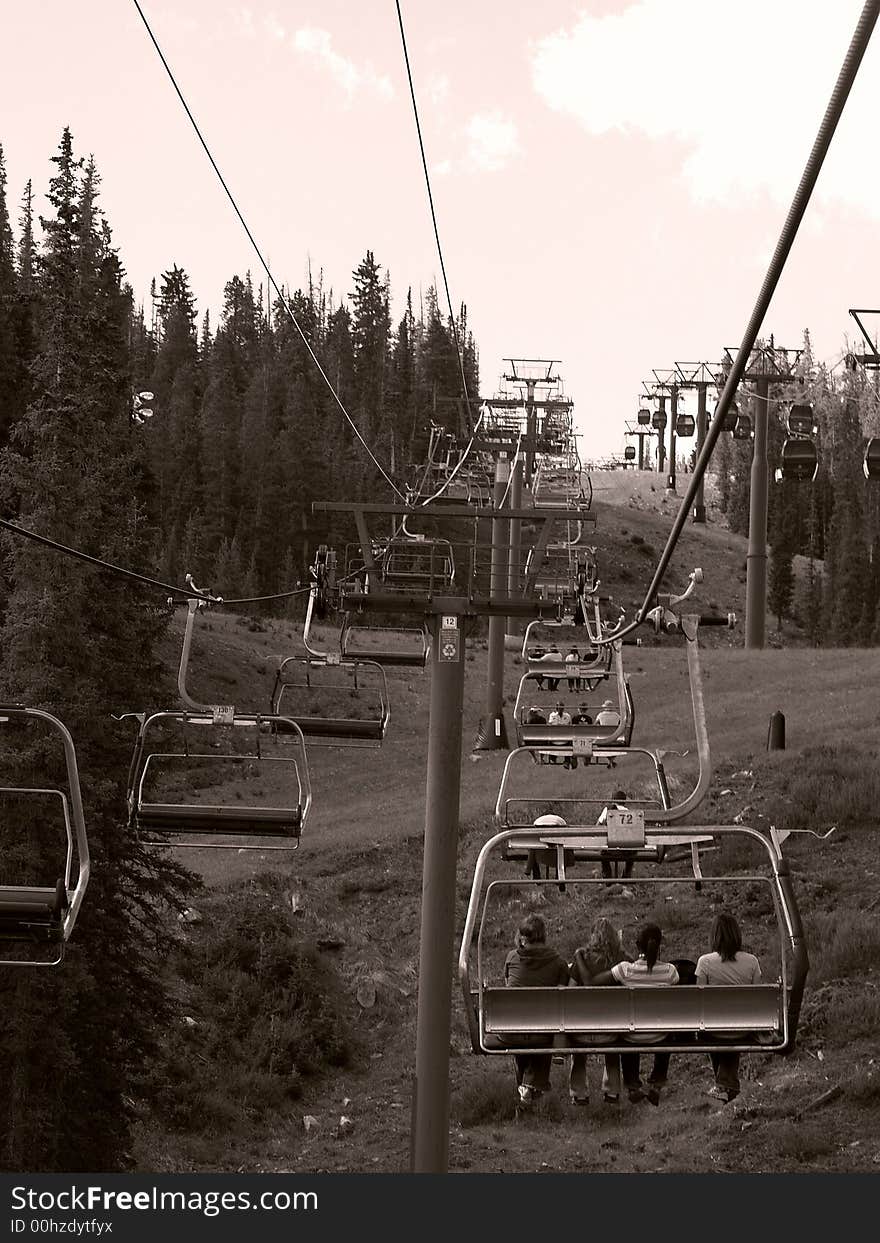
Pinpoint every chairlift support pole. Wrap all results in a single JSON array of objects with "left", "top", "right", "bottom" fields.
[
  {"left": 667, "top": 384, "right": 679, "bottom": 493},
  {"left": 475, "top": 455, "right": 510, "bottom": 750},
  {"left": 694, "top": 382, "right": 708, "bottom": 522},
  {"left": 506, "top": 456, "right": 524, "bottom": 647},
  {"left": 746, "top": 375, "right": 771, "bottom": 649},
  {"left": 413, "top": 610, "right": 466, "bottom": 1172}
]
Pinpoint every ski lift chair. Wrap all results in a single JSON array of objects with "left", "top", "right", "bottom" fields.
[
  {"left": 378, "top": 536, "right": 455, "bottom": 590},
  {"left": 459, "top": 823, "right": 807, "bottom": 1060},
  {"left": 0, "top": 707, "right": 90, "bottom": 965},
  {"left": 339, "top": 612, "right": 431, "bottom": 668},
  {"left": 127, "top": 709, "right": 311, "bottom": 850},
  {"left": 271, "top": 654, "right": 390, "bottom": 746}
]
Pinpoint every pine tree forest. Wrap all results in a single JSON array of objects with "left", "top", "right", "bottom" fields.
[{"left": 0, "top": 130, "right": 477, "bottom": 1171}]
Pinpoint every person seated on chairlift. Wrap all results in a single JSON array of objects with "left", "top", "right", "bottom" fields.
[
  {"left": 595, "top": 699, "right": 620, "bottom": 727},
  {"left": 547, "top": 700, "right": 573, "bottom": 767},
  {"left": 504, "top": 913, "right": 571, "bottom": 1108},
  {"left": 525, "top": 813, "right": 567, "bottom": 879},
  {"left": 565, "top": 646, "right": 581, "bottom": 692},
  {"left": 529, "top": 645, "right": 547, "bottom": 689},
  {"left": 597, "top": 789, "right": 634, "bottom": 880},
  {"left": 591, "top": 921, "right": 679, "bottom": 1107},
  {"left": 695, "top": 911, "right": 762, "bottom": 1106},
  {"left": 545, "top": 644, "right": 562, "bottom": 691}
]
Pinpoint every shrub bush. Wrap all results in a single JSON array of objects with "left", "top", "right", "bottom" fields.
[{"left": 145, "top": 877, "right": 358, "bottom": 1132}]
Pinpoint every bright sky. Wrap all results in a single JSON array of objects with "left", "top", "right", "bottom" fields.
[{"left": 1, "top": 1, "right": 879, "bottom": 464}]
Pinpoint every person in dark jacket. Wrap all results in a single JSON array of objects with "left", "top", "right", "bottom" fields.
[{"left": 504, "top": 913, "right": 570, "bottom": 1104}]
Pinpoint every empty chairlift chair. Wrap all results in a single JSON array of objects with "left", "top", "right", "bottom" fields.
[
  {"left": 0, "top": 707, "right": 90, "bottom": 966},
  {"left": 271, "top": 654, "right": 390, "bottom": 747},
  {"left": 127, "top": 709, "right": 311, "bottom": 850}
]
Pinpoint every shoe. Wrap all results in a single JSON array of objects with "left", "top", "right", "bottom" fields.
[
  {"left": 517, "top": 1085, "right": 536, "bottom": 1108},
  {"left": 603, "top": 1092, "right": 619, "bottom": 1104},
  {"left": 646, "top": 1088, "right": 661, "bottom": 1107},
  {"left": 704, "top": 1085, "right": 738, "bottom": 1104},
  {"left": 569, "top": 1092, "right": 590, "bottom": 1106},
  {"left": 627, "top": 1087, "right": 646, "bottom": 1104}
]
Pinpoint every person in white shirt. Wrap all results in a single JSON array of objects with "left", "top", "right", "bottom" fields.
[
  {"left": 547, "top": 700, "right": 572, "bottom": 767},
  {"left": 695, "top": 912, "right": 762, "bottom": 1104},
  {"left": 565, "top": 647, "right": 581, "bottom": 691},
  {"left": 595, "top": 699, "right": 620, "bottom": 727},
  {"left": 591, "top": 922, "right": 679, "bottom": 1105}
]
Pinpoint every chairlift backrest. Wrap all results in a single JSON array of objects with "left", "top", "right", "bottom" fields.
[{"left": 0, "top": 707, "right": 90, "bottom": 964}]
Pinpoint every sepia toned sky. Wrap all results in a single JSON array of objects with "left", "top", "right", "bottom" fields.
[{"left": 1, "top": 1, "right": 879, "bottom": 462}]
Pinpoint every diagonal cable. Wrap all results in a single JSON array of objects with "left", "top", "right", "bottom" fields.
[
  {"left": 131, "top": 0, "right": 404, "bottom": 498},
  {"left": 395, "top": 0, "right": 475, "bottom": 432}
]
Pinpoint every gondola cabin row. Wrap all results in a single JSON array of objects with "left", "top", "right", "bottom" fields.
[{"left": 0, "top": 707, "right": 90, "bottom": 966}]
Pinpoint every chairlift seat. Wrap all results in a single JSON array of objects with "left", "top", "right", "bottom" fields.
[
  {"left": 478, "top": 983, "right": 783, "bottom": 1048},
  {"left": 519, "top": 723, "right": 624, "bottom": 746},
  {"left": 0, "top": 883, "right": 68, "bottom": 938},
  {"left": 137, "top": 802, "right": 302, "bottom": 836},
  {"left": 274, "top": 715, "right": 384, "bottom": 742}
]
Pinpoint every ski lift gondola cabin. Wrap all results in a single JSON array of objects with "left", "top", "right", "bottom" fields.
[
  {"left": 778, "top": 438, "right": 818, "bottom": 482},
  {"left": 0, "top": 707, "right": 90, "bottom": 965},
  {"left": 864, "top": 437, "right": 880, "bottom": 480},
  {"left": 637, "top": 407, "right": 651, "bottom": 426},
  {"left": 675, "top": 414, "right": 695, "bottom": 438},
  {"left": 732, "top": 412, "right": 753, "bottom": 440}
]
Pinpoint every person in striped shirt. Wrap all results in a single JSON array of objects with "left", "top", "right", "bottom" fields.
[{"left": 592, "top": 922, "right": 679, "bottom": 1105}]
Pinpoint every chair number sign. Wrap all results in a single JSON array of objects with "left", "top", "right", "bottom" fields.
[
  {"left": 606, "top": 806, "right": 645, "bottom": 846},
  {"left": 212, "top": 705, "right": 235, "bottom": 726}
]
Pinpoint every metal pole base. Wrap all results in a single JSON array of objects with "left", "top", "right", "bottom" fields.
[{"left": 472, "top": 714, "right": 509, "bottom": 751}]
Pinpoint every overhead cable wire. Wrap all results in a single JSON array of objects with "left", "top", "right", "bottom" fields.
[
  {"left": 419, "top": 407, "right": 486, "bottom": 505},
  {"left": 0, "top": 518, "right": 313, "bottom": 606},
  {"left": 0, "top": 517, "right": 212, "bottom": 603},
  {"left": 131, "top": 0, "right": 404, "bottom": 499},
  {"left": 395, "top": 0, "right": 475, "bottom": 431}
]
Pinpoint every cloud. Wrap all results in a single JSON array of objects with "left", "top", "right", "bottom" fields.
[
  {"left": 293, "top": 27, "right": 393, "bottom": 100},
  {"left": 465, "top": 111, "right": 521, "bottom": 172},
  {"left": 531, "top": 0, "right": 879, "bottom": 216}
]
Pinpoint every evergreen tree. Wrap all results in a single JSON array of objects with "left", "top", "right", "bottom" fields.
[
  {"left": 0, "top": 131, "right": 190, "bottom": 1171},
  {"left": 0, "top": 144, "right": 19, "bottom": 446}
]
